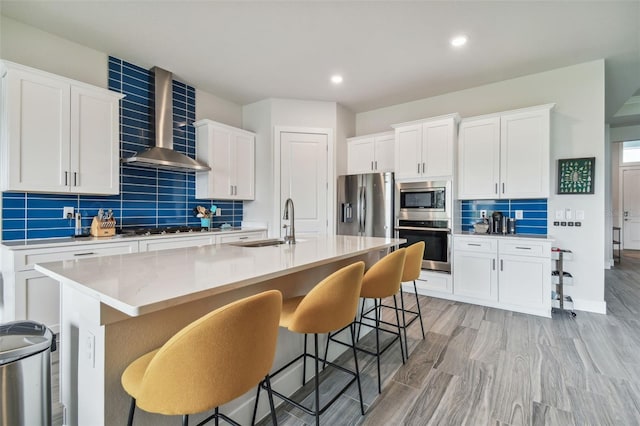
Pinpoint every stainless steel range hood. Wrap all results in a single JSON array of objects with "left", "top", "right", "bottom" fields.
[{"left": 121, "top": 67, "right": 210, "bottom": 172}]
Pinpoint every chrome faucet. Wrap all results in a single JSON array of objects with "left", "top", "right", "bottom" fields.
[{"left": 282, "top": 198, "right": 296, "bottom": 244}]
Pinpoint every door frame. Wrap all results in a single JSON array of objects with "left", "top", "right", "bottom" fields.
[
  {"left": 619, "top": 166, "right": 640, "bottom": 249},
  {"left": 273, "top": 126, "right": 335, "bottom": 238}
]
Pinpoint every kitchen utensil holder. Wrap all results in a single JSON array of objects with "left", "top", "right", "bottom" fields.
[{"left": 90, "top": 216, "right": 116, "bottom": 237}]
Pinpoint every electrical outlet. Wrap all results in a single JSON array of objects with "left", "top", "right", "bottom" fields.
[
  {"left": 515, "top": 210, "right": 523, "bottom": 220},
  {"left": 480, "top": 210, "right": 487, "bottom": 218},
  {"left": 216, "top": 208, "right": 222, "bottom": 216},
  {"left": 63, "top": 206, "right": 74, "bottom": 219}
]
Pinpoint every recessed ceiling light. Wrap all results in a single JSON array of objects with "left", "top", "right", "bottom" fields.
[
  {"left": 331, "top": 75, "right": 343, "bottom": 84},
  {"left": 451, "top": 35, "right": 468, "bottom": 47}
]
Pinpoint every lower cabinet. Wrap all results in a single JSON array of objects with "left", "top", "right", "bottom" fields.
[
  {"left": 2, "top": 240, "right": 139, "bottom": 333},
  {"left": 453, "top": 235, "right": 551, "bottom": 317}
]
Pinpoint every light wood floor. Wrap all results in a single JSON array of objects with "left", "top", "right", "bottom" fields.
[{"left": 53, "top": 252, "right": 640, "bottom": 425}]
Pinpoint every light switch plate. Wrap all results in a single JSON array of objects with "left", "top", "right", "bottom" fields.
[
  {"left": 216, "top": 208, "right": 222, "bottom": 216},
  {"left": 515, "top": 210, "right": 523, "bottom": 220}
]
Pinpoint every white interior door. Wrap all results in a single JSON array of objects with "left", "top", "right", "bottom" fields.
[
  {"left": 280, "top": 132, "right": 328, "bottom": 236},
  {"left": 623, "top": 169, "right": 640, "bottom": 249}
]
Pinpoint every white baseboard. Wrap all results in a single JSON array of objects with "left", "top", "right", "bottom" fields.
[{"left": 572, "top": 298, "right": 607, "bottom": 314}]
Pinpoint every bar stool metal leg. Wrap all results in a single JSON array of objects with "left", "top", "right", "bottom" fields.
[
  {"left": 127, "top": 397, "right": 136, "bottom": 426},
  {"left": 413, "top": 280, "right": 425, "bottom": 339},
  {"left": 350, "top": 323, "right": 365, "bottom": 415},
  {"left": 400, "top": 289, "right": 409, "bottom": 356},
  {"left": 393, "top": 294, "right": 406, "bottom": 364}
]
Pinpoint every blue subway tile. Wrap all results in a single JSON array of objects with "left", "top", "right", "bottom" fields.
[{"left": 27, "top": 228, "right": 71, "bottom": 239}]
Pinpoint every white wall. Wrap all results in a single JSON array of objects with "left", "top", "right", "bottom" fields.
[
  {"left": 611, "top": 124, "right": 640, "bottom": 143},
  {"left": 336, "top": 104, "right": 356, "bottom": 176},
  {"left": 1, "top": 15, "right": 108, "bottom": 88},
  {"left": 357, "top": 60, "right": 607, "bottom": 313},
  {"left": 195, "top": 89, "right": 242, "bottom": 128},
  {"left": 243, "top": 99, "right": 339, "bottom": 237}
]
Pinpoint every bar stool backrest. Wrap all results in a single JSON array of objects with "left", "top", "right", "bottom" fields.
[
  {"left": 134, "top": 290, "right": 282, "bottom": 414},
  {"left": 360, "top": 248, "right": 407, "bottom": 299},
  {"left": 402, "top": 242, "right": 425, "bottom": 282},
  {"left": 288, "top": 262, "right": 365, "bottom": 334}
]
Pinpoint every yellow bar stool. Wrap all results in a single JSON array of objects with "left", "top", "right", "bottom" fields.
[
  {"left": 382, "top": 241, "right": 426, "bottom": 355},
  {"left": 121, "top": 290, "right": 282, "bottom": 426},
  {"left": 325, "top": 248, "right": 407, "bottom": 394},
  {"left": 253, "top": 262, "right": 365, "bottom": 426}
]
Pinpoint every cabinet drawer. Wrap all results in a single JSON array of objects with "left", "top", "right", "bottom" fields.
[
  {"left": 218, "top": 231, "right": 266, "bottom": 244},
  {"left": 139, "top": 235, "right": 216, "bottom": 252},
  {"left": 499, "top": 240, "right": 549, "bottom": 257},
  {"left": 454, "top": 237, "right": 497, "bottom": 253},
  {"left": 14, "top": 241, "right": 138, "bottom": 271}
]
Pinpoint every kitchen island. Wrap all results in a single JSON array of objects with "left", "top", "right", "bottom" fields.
[{"left": 35, "top": 235, "right": 402, "bottom": 426}]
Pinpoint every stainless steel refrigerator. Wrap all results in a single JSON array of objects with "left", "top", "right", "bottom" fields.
[{"left": 337, "top": 172, "right": 394, "bottom": 238}]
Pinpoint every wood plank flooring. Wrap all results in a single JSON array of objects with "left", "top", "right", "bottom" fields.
[
  {"left": 258, "top": 252, "right": 640, "bottom": 425},
  {"left": 53, "top": 251, "right": 640, "bottom": 425}
]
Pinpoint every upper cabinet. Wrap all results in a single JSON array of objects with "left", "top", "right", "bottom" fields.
[
  {"left": 393, "top": 114, "right": 460, "bottom": 181},
  {"left": 194, "top": 119, "right": 255, "bottom": 200},
  {"left": 458, "top": 104, "right": 554, "bottom": 200},
  {"left": 1, "top": 61, "right": 123, "bottom": 195},
  {"left": 347, "top": 131, "right": 394, "bottom": 174}
]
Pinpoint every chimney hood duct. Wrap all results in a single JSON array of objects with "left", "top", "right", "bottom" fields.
[{"left": 121, "top": 67, "right": 210, "bottom": 172}]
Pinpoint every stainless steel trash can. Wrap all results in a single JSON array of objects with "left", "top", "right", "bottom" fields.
[{"left": 0, "top": 321, "right": 54, "bottom": 426}]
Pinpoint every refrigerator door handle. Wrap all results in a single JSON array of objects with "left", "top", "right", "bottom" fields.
[
  {"left": 358, "top": 186, "right": 364, "bottom": 233},
  {"left": 362, "top": 188, "right": 367, "bottom": 233}
]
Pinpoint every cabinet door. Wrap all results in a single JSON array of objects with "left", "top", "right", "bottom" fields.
[
  {"left": 4, "top": 68, "right": 70, "bottom": 192},
  {"left": 457, "top": 117, "right": 501, "bottom": 199},
  {"left": 373, "top": 135, "right": 395, "bottom": 172},
  {"left": 233, "top": 132, "right": 255, "bottom": 200},
  {"left": 347, "top": 138, "right": 375, "bottom": 174},
  {"left": 500, "top": 109, "right": 550, "bottom": 199},
  {"left": 395, "top": 125, "right": 422, "bottom": 180},
  {"left": 16, "top": 271, "right": 60, "bottom": 333},
  {"left": 453, "top": 250, "right": 498, "bottom": 301},
  {"left": 423, "top": 118, "right": 454, "bottom": 178},
  {"left": 498, "top": 254, "right": 550, "bottom": 311},
  {"left": 197, "top": 125, "right": 233, "bottom": 199},
  {"left": 70, "top": 86, "right": 120, "bottom": 195}
]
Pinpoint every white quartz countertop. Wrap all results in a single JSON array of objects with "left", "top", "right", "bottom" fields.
[
  {"left": 35, "top": 235, "right": 402, "bottom": 317},
  {"left": 1, "top": 227, "right": 266, "bottom": 250}
]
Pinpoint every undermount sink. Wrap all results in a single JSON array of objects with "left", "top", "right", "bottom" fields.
[{"left": 229, "top": 238, "right": 286, "bottom": 248}]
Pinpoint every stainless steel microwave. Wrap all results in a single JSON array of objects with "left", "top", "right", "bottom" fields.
[{"left": 397, "top": 181, "right": 449, "bottom": 213}]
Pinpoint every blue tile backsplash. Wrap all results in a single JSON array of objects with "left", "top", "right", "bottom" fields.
[
  {"left": 461, "top": 199, "right": 548, "bottom": 235},
  {"left": 1, "top": 57, "right": 243, "bottom": 240}
]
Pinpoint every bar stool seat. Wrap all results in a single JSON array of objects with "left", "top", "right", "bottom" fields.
[
  {"left": 121, "top": 290, "right": 282, "bottom": 426},
  {"left": 253, "top": 262, "right": 365, "bottom": 426}
]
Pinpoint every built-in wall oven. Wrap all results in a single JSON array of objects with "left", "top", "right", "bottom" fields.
[{"left": 395, "top": 181, "right": 451, "bottom": 273}]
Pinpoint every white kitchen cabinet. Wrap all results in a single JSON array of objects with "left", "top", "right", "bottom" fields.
[
  {"left": 452, "top": 235, "right": 551, "bottom": 317},
  {"left": 1, "top": 60, "right": 122, "bottom": 195},
  {"left": 415, "top": 269, "right": 452, "bottom": 294},
  {"left": 453, "top": 237, "right": 498, "bottom": 302},
  {"left": 393, "top": 114, "right": 459, "bottom": 180},
  {"left": 194, "top": 119, "right": 255, "bottom": 200},
  {"left": 1, "top": 240, "right": 139, "bottom": 333},
  {"left": 347, "top": 131, "right": 394, "bottom": 174},
  {"left": 458, "top": 104, "right": 554, "bottom": 200}
]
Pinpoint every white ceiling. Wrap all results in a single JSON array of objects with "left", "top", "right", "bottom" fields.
[{"left": 1, "top": 1, "right": 639, "bottom": 125}]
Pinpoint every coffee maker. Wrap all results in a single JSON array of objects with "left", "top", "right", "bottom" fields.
[{"left": 491, "top": 211, "right": 503, "bottom": 234}]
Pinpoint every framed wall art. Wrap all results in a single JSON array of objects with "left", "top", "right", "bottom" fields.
[{"left": 557, "top": 157, "right": 595, "bottom": 194}]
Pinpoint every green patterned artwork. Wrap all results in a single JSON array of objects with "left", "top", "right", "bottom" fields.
[{"left": 557, "top": 157, "right": 595, "bottom": 194}]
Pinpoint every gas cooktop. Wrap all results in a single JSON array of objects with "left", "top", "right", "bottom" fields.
[{"left": 119, "top": 226, "right": 210, "bottom": 237}]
